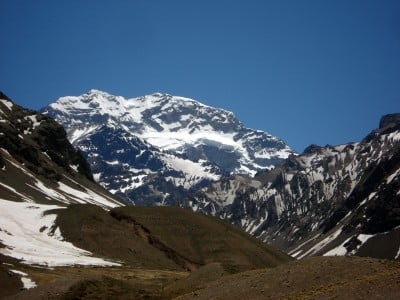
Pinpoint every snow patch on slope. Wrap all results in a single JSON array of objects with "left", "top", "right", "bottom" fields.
[
  {"left": 0, "top": 199, "right": 120, "bottom": 267},
  {"left": 0, "top": 99, "right": 14, "bottom": 110},
  {"left": 9, "top": 269, "right": 37, "bottom": 289},
  {"left": 297, "top": 226, "right": 344, "bottom": 259},
  {"left": 162, "top": 155, "right": 220, "bottom": 181}
]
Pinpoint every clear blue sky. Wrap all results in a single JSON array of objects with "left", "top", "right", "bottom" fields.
[{"left": 1, "top": 0, "right": 399, "bottom": 152}]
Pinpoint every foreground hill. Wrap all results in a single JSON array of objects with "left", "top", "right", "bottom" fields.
[
  {"left": 52, "top": 205, "right": 291, "bottom": 273},
  {"left": 2, "top": 204, "right": 291, "bottom": 298},
  {"left": 184, "top": 113, "right": 400, "bottom": 260},
  {"left": 177, "top": 256, "right": 400, "bottom": 299},
  {"left": 4, "top": 256, "right": 399, "bottom": 299}
]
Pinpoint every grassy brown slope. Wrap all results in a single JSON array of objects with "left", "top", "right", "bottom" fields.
[
  {"left": 4, "top": 204, "right": 291, "bottom": 299},
  {"left": 54, "top": 205, "right": 291, "bottom": 273},
  {"left": 163, "top": 263, "right": 228, "bottom": 299},
  {"left": 5, "top": 266, "right": 187, "bottom": 300},
  {"left": 111, "top": 206, "right": 292, "bottom": 273},
  {"left": 5, "top": 256, "right": 400, "bottom": 300},
  {"left": 53, "top": 205, "right": 185, "bottom": 270},
  {"left": 178, "top": 256, "right": 400, "bottom": 300},
  {"left": 0, "top": 265, "right": 22, "bottom": 298}
]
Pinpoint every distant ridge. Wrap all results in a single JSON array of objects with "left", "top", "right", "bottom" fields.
[{"left": 184, "top": 113, "right": 400, "bottom": 260}]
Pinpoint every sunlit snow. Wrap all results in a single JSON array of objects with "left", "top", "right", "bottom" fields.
[
  {"left": 0, "top": 199, "right": 120, "bottom": 267},
  {"left": 9, "top": 269, "right": 37, "bottom": 289},
  {"left": 0, "top": 99, "right": 14, "bottom": 110}
]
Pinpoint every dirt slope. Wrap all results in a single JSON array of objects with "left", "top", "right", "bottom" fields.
[
  {"left": 53, "top": 205, "right": 291, "bottom": 273},
  {"left": 177, "top": 256, "right": 400, "bottom": 300},
  {"left": 110, "top": 206, "right": 292, "bottom": 273}
]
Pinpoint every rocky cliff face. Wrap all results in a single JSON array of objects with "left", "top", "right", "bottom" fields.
[
  {"left": 0, "top": 92, "right": 93, "bottom": 182},
  {"left": 41, "top": 90, "right": 293, "bottom": 204},
  {"left": 183, "top": 114, "right": 400, "bottom": 260}
]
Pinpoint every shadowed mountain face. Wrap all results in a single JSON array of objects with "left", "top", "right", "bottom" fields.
[
  {"left": 183, "top": 113, "right": 400, "bottom": 260},
  {"left": 41, "top": 89, "right": 293, "bottom": 205},
  {"left": 0, "top": 92, "right": 92, "bottom": 183}
]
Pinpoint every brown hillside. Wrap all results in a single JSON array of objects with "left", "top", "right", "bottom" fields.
[
  {"left": 111, "top": 206, "right": 292, "bottom": 273},
  {"left": 178, "top": 256, "right": 400, "bottom": 300},
  {"left": 54, "top": 205, "right": 291, "bottom": 273}
]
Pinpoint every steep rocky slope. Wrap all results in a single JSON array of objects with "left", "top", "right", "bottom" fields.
[
  {"left": 0, "top": 92, "right": 122, "bottom": 208},
  {"left": 184, "top": 113, "right": 400, "bottom": 260},
  {"left": 41, "top": 89, "right": 293, "bottom": 204}
]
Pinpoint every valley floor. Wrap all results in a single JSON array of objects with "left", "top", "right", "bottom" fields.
[
  {"left": 179, "top": 256, "right": 400, "bottom": 300},
  {"left": 2, "top": 255, "right": 400, "bottom": 299},
  {"left": 1, "top": 254, "right": 187, "bottom": 299}
]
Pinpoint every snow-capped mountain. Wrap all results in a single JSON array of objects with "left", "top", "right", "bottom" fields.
[
  {"left": 41, "top": 89, "right": 293, "bottom": 204},
  {"left": 0, "top": 92, "right": 290, "bottom": 295},
  {"left": 183, "top": 113, "right": 400, "bottom": 260}
]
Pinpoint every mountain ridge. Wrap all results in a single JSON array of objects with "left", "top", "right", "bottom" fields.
[{"left": 182, "top": 113, "right": 400, "bottom": 260}]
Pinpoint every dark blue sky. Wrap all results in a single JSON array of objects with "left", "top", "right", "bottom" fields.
[{"left": 1, "top": 0, "right": 399, "bottom": 152}]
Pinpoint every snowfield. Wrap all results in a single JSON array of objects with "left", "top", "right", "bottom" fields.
[{"left": 0, "top": 199, "right": 121, "bottom": 267}]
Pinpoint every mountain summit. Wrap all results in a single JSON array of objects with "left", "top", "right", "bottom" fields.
[
  {"left": 42, "top": 89, "right": 293, "bottom": 173},
  {"left": 41, "top": 90, "right": 293, "bottom": 204}
]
